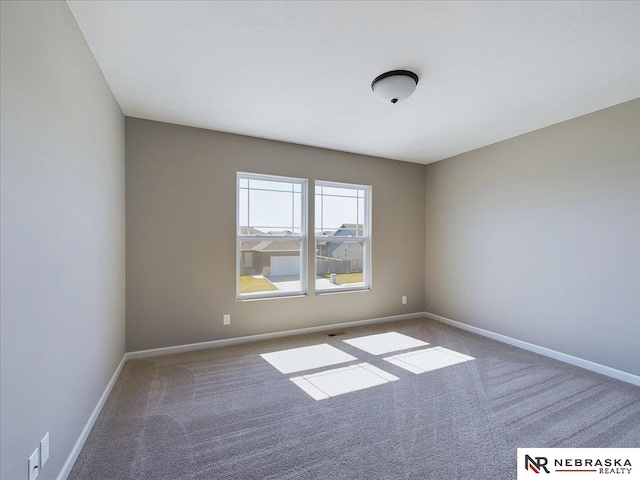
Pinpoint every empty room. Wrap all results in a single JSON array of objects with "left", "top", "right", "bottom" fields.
[{"left": 1, "top": 1, "right": 639, "bottom": 479}]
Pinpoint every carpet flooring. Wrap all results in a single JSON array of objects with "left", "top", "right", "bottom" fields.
[{"left": 69, "top": 318, "right": 640, "bottom": 479}]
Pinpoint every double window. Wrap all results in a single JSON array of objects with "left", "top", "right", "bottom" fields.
[{"left": 237, "top": 173, "right": 371, "bottom": 300}]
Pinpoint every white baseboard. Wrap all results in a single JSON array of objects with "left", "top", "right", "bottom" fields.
[
  {"left": 126, "top": 312, "right": 425, "bottom": 360},
  {"left": 423, "top": 311, "right": 640, "bottom": 387},
  {"left": 57, "top": 354, "right": 127, "bottom": 480}
]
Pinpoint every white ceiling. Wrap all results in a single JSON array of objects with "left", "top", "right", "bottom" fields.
[{"left": 67, "top": 1, "right": 639, "bottom": 164}]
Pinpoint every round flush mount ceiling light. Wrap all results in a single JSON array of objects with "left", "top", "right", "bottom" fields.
[{"left": 371, "top": 70, "right": 419, "bottom": 104}]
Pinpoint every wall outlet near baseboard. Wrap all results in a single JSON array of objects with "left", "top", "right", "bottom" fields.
[
  {"left": 402, "top": 296, "right": 407, "bottom": 305},
  {"left": 28, "top": 447, "right": 39, "bottom": 480},
  {"left": 223, "top": 314, "right": 230, "bottom": 326},
  {"left": 40, "top": 432, "right": 49, "bottom": 467}
]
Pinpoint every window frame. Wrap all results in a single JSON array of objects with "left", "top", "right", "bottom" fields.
[
  {"left": 314, "top": 180, "right": 372, "bottom": 294},
  {"left": 236, "top": 172, "right": 308, "bottom": 301}
]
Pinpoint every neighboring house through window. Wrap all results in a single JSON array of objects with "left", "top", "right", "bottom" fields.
[{"left": 237, "top": 173, "right": 307, "bottom": 299}]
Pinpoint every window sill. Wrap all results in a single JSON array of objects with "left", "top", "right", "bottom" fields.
[
  {"left": 237, "top": 293, "right": 307, "bottom": 302},
  {"left": 315, "top": 288, "right": 371, "bottom": 296}
]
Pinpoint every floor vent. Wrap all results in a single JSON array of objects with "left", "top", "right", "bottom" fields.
[{"left": 328, "top": 331, "right": 346, "bottom": 337}]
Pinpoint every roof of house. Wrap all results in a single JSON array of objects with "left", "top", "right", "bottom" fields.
[
  {"left": 243, "top": 225, "right": 363, "bottom": 249},
  {"left": 334, "top": 224, "right": 364, "bottom": 236},
  {"left": 238, "top": 226, "right": 264, "bottom": 235},
  {"left": 240, "top": 240, "right": 300, "bottom": 252},
  {"left": 240, "top": 227, "right": 298, "bottom": 236},
  {"left": 266, "top": 230, "right": 293, "bottom": 236},
  {"left": 316, "top": 224, "right": 365, "bottom": 247},
  {"left": 239, "top": 240, "right": 263, "bottom": 250}
]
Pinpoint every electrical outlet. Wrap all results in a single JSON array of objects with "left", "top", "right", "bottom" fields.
[
  {"left": 40, "top": 432, "right": 49, "bottom": 467},
  {"left": 223, "top": 314, "right": 230, "bottom": 326},
  {"left": 402, "top": 296, "right": 407, "bottom": 305},
  {"left": 28, "top": 447, "right": 39, "bottom": 480}
]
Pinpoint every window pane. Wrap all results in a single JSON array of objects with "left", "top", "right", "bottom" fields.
[
  {"left": 315, "top": 183, "right": 367, "bottom": 237},
  {"left": 240, "top": 239, "right": 302, "bottom": 295},
  {"left": 239, "top": 177, "right": 371, "bottom": 296},
  {"left": 315, "top": 240, "right": 364, "bottom": 289},
  {"left": 249, "top": 190, "right": 293, "bottom": 232},
  {"left": 293, "top": 192, "right": 302, "bottom": 234},
  {"left": 315, "top": 181, "right": 370, "bottom": 292},
  {"left": 318, "top": 195, "right": 358, "bottom": 232},
  {"left": 249, "top": 179, "right": 294, "bottom": 192},
  {"left": 239, "top": 187, "right": 249, "bottom": 230},
  {"left": 321, "top": 186, "right": 359, "bottom": 197},
  {"left": 238, "top": 173, "right": 306, "bottom": 299},
  {"left": 315, "top": 192, "right": 323, "bottom": 236},
  {"left": 357, "top": 197, "right": 365, "bottom": 232}
]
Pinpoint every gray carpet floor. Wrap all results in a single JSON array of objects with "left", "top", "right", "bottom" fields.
[{"left": 69, "top": 318, "right": 640, "bottom": 479}]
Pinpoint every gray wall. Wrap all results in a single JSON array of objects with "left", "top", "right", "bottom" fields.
[
  {"left": 125, "top": 118, "right": 425, "bottom": 352},
  {"left": 0, "top": 2, "right": 125, "bottom": 479},
  {"left": 425, "top": 99, "right": 640, "bottom": 375}
]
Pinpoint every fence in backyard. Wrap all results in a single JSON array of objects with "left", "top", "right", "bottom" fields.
[{"left": 316, "top": 256, "right": 363, "bottom": 275}]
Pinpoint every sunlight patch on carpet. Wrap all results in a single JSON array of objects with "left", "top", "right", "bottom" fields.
[
  {"left": 260, "top": 343, "right": 356, "bottom": 374},
  {"left": 384, "top": 347, "right": 475, "bottom": 374},
  {"left": 290, "top": 363, "right": 399, "bottom": 400},
  {"left": 343, "top": 331, "right": 428, "bottom": 355}
]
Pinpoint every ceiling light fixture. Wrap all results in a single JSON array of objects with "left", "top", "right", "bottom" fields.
[{"left": 371, "top": 70, "right": 419, "bottom": 104}]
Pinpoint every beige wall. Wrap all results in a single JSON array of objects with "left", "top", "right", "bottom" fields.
[
  {"left": 125, "top": 118, "right": 426, "bottom": 351},
  {"left": 425, "top": 99, "right": 640, "bottom": 375},
  {"left": 0, "top": 1, "right": 126, "bottom": 479}
]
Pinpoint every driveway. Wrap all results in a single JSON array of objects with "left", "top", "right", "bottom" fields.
[{"left": 267, "top": 275, "right": 356, "bottom": 292}]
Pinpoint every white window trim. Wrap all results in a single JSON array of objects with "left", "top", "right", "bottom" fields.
[
  {"left": 314, "top": 180, "right": 372, "bottom": 293},
  {"left": 236, "top": 172, "right": 308, "bottom": 301}
]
